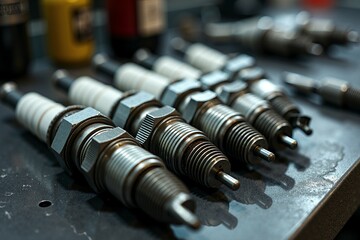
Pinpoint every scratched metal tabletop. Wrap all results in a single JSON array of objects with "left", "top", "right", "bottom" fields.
[{"left": 0, "top": 6, "right": 360, "bottom": 240}]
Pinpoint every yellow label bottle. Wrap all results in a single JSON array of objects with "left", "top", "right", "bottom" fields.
[{"left": 42, "top": 0, "right": 94, "bottom": 66}]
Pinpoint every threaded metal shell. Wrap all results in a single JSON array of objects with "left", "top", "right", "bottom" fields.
[
  {"left": 270, "top": 96, "right": 300, "bottom": 121},
  {"left": 185, "top": 140, "right": 229, "bottom": 188},
  {"left": 101, "top": 144, "right": 164, "bottom": 206},
  {"left": 225, "top": 122, "right": 267, "bottom": 166},
  {"left": 344, "top": 88, "right": 360, "bottom": 111},
  {"left": 230, "top": 93, "right": 269, "bottom": 123},
  {"left": 48, "top": 108, "right": 196, "bottom": 225},
  {"left": 195, "top": 104, "right": 268, "bottom": 166},
  {"left": 253, "top": 110, "right": 292, "bottom": 150},
  {"left": 319, "top": 80, "right": 348, "bottom": 106},
  {"left": 76, "top": 128, "right": 196, "bottom": 224},
  {"left": 196, "top": 104, "right": 243, "bottom": 147},
  {"left": 135, "top": 168, "right": 192, "bottom": 223},
  {"left": 154, "top": 120, "right": 230, "bottom": 188}
]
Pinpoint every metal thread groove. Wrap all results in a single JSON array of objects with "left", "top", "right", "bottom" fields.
[
  {"left": 344, "top": 88, "right": 360, "bottom": 111},
  {"left": 155, "top": 120, "right": 229, "bottom": 188},
  {"left": 197, "top": 104, "right": 267, "bottom": 166},
  {"left": 253, "top": 110, "right": 292, "bottom": 150},
  {"left": 197, "top": 104, "right": 243, "bottom": 147},
  {"left": 185, "top": 140, "right": 228, "bottom": 187},
  {"left": 225, "top": 122, "right": 266, "bottom": 165},
  {"left": 155, "top": 121, "right": 202, "bottom": 170},
  {"left": 103, "top": 144, "right": 159, "bottom": 205},
  {"left": 269, "top": 96, "right": 299, "bottom": 120},
  {"left": 135, "top": 167, "right": 190, "bottom": 222},
  {"left": 83, "top": 136, "right": 195, "bottom": 225}
]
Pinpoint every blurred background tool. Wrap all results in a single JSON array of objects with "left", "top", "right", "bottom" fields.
[
  {"left": 295, "top": 11, "right": 359, "bottom": 48},
  {"left": 0, "top": 0, "right": 30, "bottom": 79},
  {"left": 204, "top": 16, "right": 323, "bottom": 57},
  {"left": 41, "top": 0, "right": 94, "bottom": 66},
  {"left": 283, "top": 72, "right": 360, "bottom": 111},
  {"left": 106, "top": 0, "right": 165, "bottom": 58}
]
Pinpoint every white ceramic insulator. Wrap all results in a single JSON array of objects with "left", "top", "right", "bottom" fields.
[
  {"left": 153, "top": 56, "right": 202, "bottom": 80},
  {"left": 185, "top": 43, "right": 228, "bottom": 73},
  {"left": 69, "top": 76, "right": 124, "bottom": 116},
  {"left": 114, "top": 63, "right": 170, "bottom": 99},
  {"left": 250, "top": 79, "right": 283, "bottom": 100},
  {"left": 15, "top": 93, "right": 65, "bottom": 142}
]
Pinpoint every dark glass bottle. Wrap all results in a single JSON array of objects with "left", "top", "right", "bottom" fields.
[
  {"left": 106, "top": 0, "right": 165, "bottom": 58},
  {"left": 0, "top": 0, "right": 30, "bottom": 79}
]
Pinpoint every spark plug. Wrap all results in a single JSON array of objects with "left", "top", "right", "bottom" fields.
[
  {"left": 200, "top": 71, "right": 297, "bottom": 150},
  {"left": 133, "top": 53, "right": 298, "bottom": 150},
  {"left": 239, "top": 67, "right": 313, "bottom": 135},
  {"left": 0, "top": 83, "right": 200, "bottom": 229},
  {"left": 169, "top": 38, "right": 256, "bottom": 79},
  {"left": 93, "top": 54, "right": 275, "bottom": 168},
  {"left": 295, "top": 11, "right": 359, "bottom": 48},
  {"left": 53, "top": 70, "right": 239, "bottom": 190},
  {"left": 283, "top": 72, "right": 360, "bottom": 112},
  {"left": 204, "top": 17, "right": 323, "bottom": 57},
  {"left": 134, "top": 48, "right": 203, "bottom": 81}
]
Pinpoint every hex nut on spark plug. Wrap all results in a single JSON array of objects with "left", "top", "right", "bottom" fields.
[
  {"left": 81, "top": 127, "right": 136, "bottom": 192},
  {"left": 182, "top": 91, "right": 220, "bottom": 124},
  {"left": 51, "top": 107, "right": 114, "bottom": 174},
  {"left": 136, "top": 106, "right": 183, "bottom": 147},
  {"left": 113, "top": 91, "right": 162, "bottom": 131}
]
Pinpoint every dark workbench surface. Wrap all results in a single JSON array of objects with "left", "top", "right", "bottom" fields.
[{"left": 0, "top": 6, "right": 359, "bottom": 240}]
